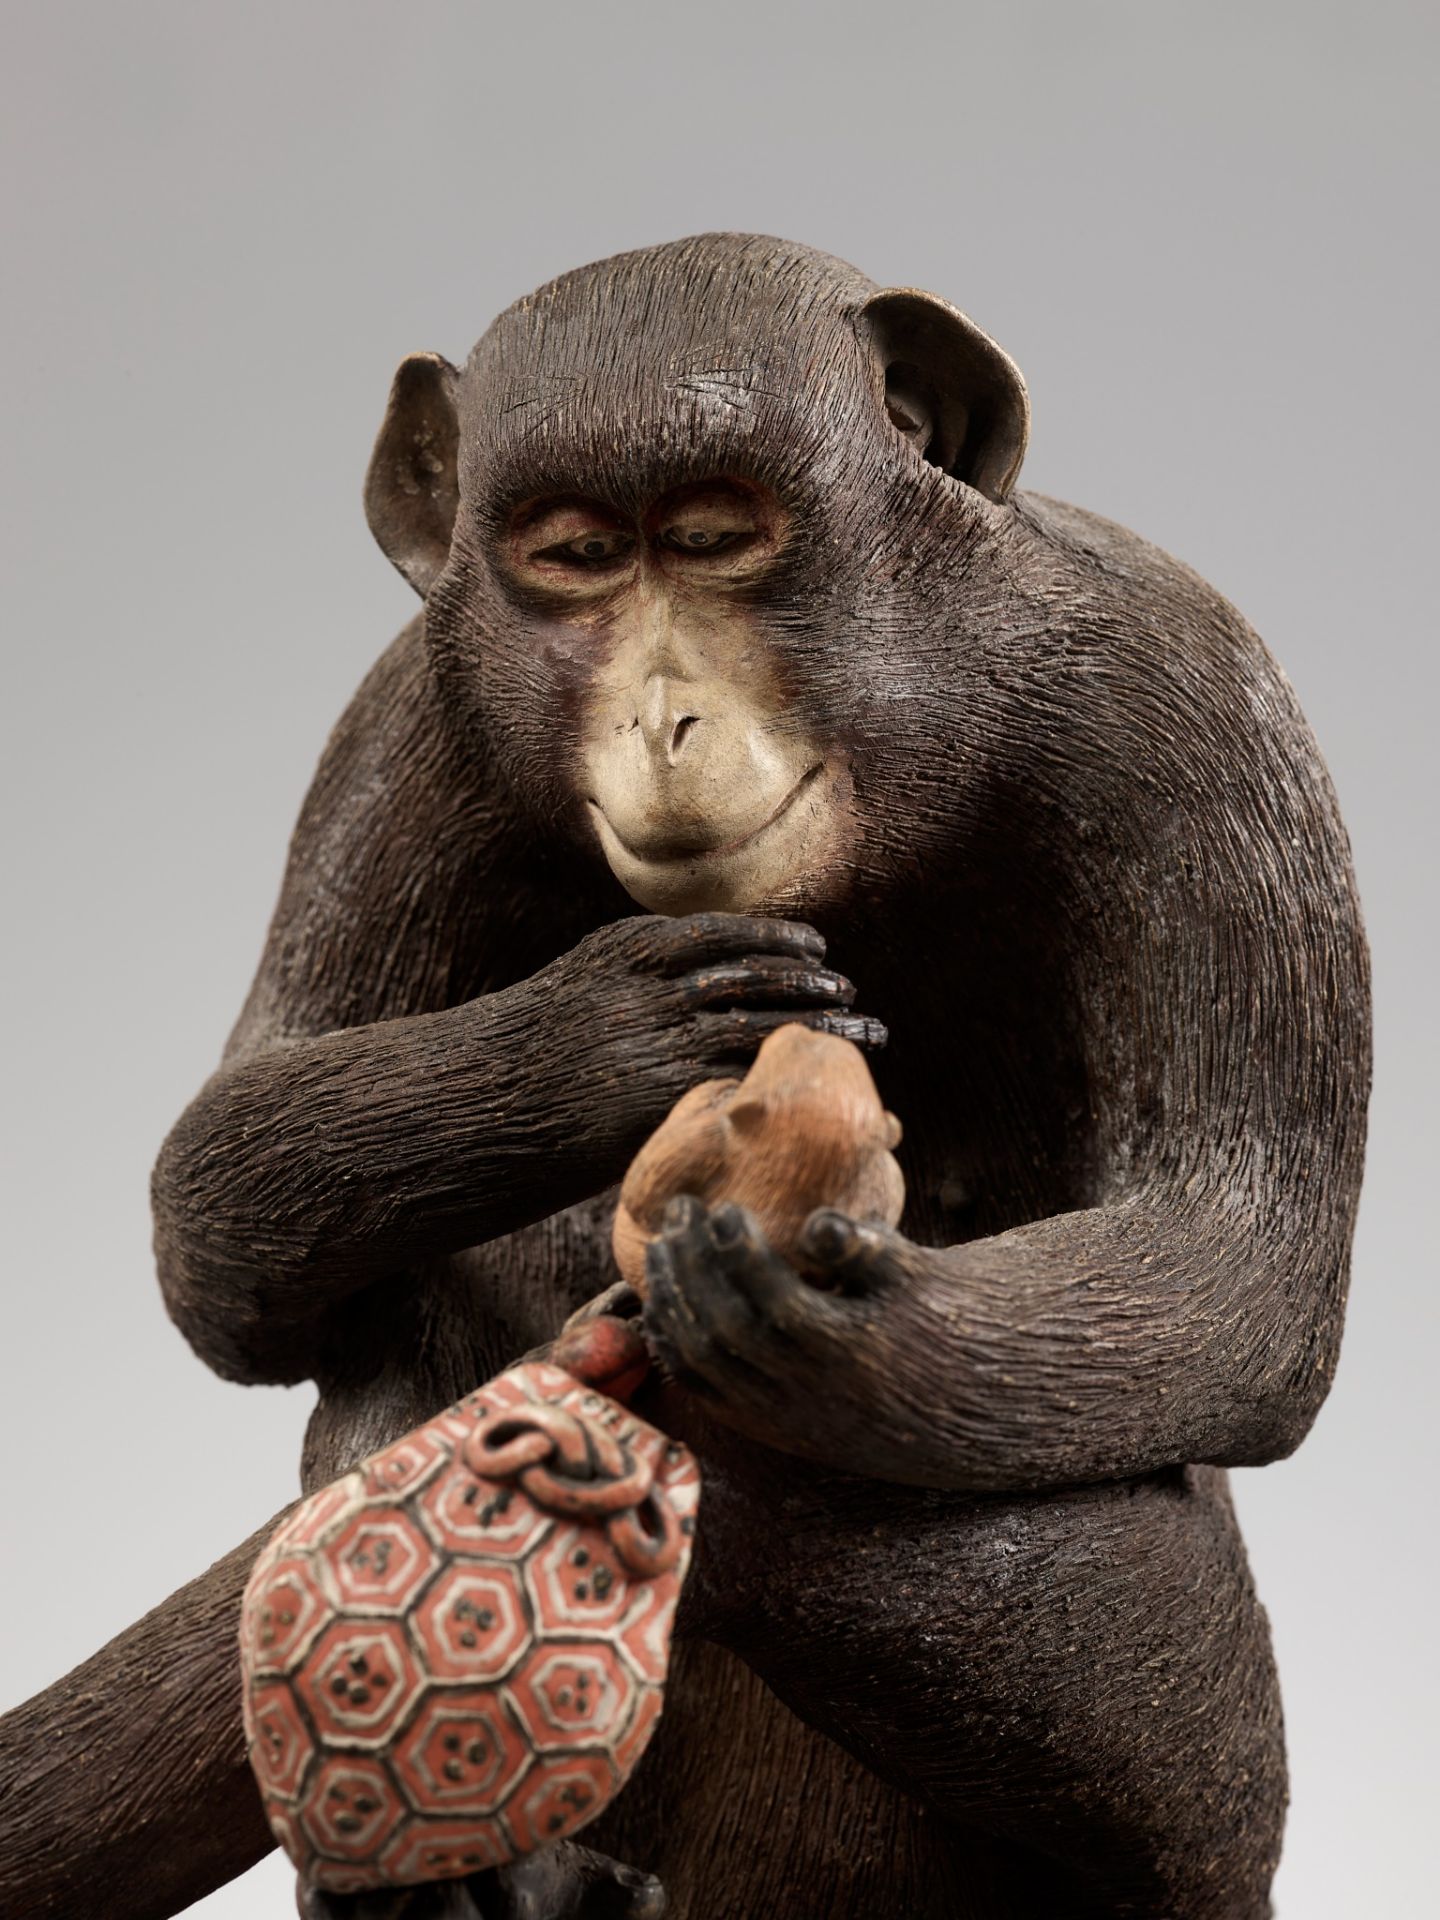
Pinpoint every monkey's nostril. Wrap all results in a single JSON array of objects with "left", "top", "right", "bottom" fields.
[{"left": 668, "top": 714, "right": 699, "bottom": 762}]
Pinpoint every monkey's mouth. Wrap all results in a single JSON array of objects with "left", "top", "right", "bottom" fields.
[{"left": 588, "top": 763, "right": 824, "bottom": 869}]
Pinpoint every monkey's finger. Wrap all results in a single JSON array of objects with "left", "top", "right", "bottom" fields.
[
  {"left": 694, "top": 1008, "right": 885, "bottom": 1062},
  {"left": 799, "top": 1208, "right": 902, "bottom": 1296},
  {"left": 660, "top": 1190, "right": 794, "bottom": 1359},
  {"left": 681, "top": 958, "right": 856, "bottom": 1010},
  {"left": 642, "top": 1234, "right": 723, "bottom": 1396},
  {"left": 802, "top": 1011, "right": 889, "bottom": 1051},
  {"left": 645, "top": 1232, "right": 786, "bottom": 1411},
  {"left": 701, "top": 1202, "right": 851, "bottom": 1334},
  {"left": 654, "top": 913, "right": 826, "bottom": 973}
]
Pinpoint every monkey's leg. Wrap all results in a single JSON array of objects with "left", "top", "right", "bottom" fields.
[
  {"left": 711, "top": 1463, "right": 1286, "bottom": 1920},
  {"left": 0, "top": 1511, "right": 290, "bottom": 1920},
  {"left": 585, "top": 1635, "right": 1028, "bottom": 1919}
]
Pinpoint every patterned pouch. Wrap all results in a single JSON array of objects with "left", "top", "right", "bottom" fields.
[{"left": 240, "top": 1344, "right": 698, "bottom": 1893}]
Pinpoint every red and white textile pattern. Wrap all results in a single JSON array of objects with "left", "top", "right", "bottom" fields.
[{"left": 239, "top": 1359, "right": 700, "bottom": 1892}]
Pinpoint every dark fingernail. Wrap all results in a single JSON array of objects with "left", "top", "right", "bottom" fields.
[
  {"left": 711, "top": 1202, "right": 746, "bottom": 1247},
  {"left": 662, "top": 1194, "right": 696, "bottom": 1234},
  {"left": 803, "top": 1208, "right": 856, "bottom": 1265},
  {"left": 812, "top": 1014, "right": 888, "bottom": 1050}
]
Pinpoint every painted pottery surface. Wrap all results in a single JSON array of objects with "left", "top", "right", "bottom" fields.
[
  {"left": 613, "top": 1024, "right": 905, "bottom": 1293},
  {"left": 239, "top": 1360, "right": 699, "bottom": 1893}
]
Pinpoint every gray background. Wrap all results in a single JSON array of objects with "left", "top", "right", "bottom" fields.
[{"left": 2, "top": 3, "right": 1434, "bottom": 1913}]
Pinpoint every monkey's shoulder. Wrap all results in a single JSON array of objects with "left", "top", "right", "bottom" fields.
[
  {"left": 1013, "top": 489, "right": 1268, "bottom": 661},
  {"left": 1016, "top": 490, "right": 1228, "bottom": 598}
]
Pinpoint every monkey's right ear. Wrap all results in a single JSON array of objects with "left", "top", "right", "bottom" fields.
[
  {"left": 364, "top": 352, "right": 462, "bottom": 595},
  {"left": 860, "top": 290, "right": 1030, "bottom": 502}
]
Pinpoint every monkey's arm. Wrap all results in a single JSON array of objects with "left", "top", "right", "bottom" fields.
[
  {"left": 155, "top": 621, "right": 869, "bottom": 1387},
  {"left": 646, "top": 615, "right": 1372, "bottom": 1492},
  {"left": 647, "top": 839, "right": 1369, "bottom": 1494},
  {"left": 647, "top": 538, "right": 1376, "bottom": 1491},
  {"left": 644, "top": 1186, "right": 1355, "bottom": 1491}
]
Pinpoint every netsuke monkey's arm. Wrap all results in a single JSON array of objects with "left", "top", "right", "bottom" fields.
[{"left": 645, "top": 1185, "right": 1350, "bottom": 1492}]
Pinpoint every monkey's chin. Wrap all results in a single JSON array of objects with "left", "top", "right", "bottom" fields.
[{"left": 589, "top": 767, "right": 841, "bottom": 917}]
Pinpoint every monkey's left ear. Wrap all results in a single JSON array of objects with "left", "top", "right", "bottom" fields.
[
  {"left": 364, "top": 351, "right": 462, "bottom": 594},
  {"left": 860, "top": 290, "right": 1030, "bottom": 502}
]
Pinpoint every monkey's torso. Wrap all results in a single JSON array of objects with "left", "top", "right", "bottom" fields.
[
  {"left": 299, "top": 1137, "right": 1286, "bottom": 1918},
  {"left": 266, "top": 475, "right": 1360, "bottom": 1913}
]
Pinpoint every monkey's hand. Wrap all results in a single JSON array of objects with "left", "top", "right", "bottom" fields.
[
  {"left": 642, "top": 1195, "right": 923, "bottom": 1479},
  {"left": 155, "top": 911, "right": 885, "bottom": 1388},
  {"left": 550, "top": 912, "right": 886, "bottom": 1107},
  {"left": 536, "top": 913, "right": 887, "bottom": 1179}
]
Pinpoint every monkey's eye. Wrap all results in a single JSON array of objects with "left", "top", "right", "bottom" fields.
[
  {"left": 659, "top": 525, "right": 748, "bottom": 555},
  {"left": 536, "top": 530, "right": 637, "bottom": 568}
]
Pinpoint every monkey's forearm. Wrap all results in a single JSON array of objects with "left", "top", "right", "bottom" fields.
[
  {"left": 855, "top": 1196, "right": 1341, "bottom": 1491},
  {"left": 0, "top": 1512, "right": 285, "bottom": 1920},
  {"left": 154, "top": 983, "right": 646, "bottom": 1385},
  {"left": 648, "top": 1189, "right": 1345, "bottom": 1493},
  {"left": 158, "top": 912, "right": 865, "bottom": 1386}
]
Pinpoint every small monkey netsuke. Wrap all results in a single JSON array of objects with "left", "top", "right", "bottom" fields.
[{"left": 613, "top": 1023, "right": 905, "bottom": 1296}]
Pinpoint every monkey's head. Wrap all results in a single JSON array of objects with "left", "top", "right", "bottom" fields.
[{"left": 364, "top": 235, "right": 1031, "bottom": 917}]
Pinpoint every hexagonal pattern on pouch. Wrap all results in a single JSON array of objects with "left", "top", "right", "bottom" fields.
[
  {"left": 506, "top": 1642, "right": 636, "bottom": 1754},
  {"left": 325, "top": 1508, "right": 439, "bottom": 1614},
  {"left": 361, "top": 1427, "right": 455, "bottom": 1501},
  {"left": 269, "top": 1472, "right": 366, "bottom": 1555},
  {"left": 461, "top": 1363, "right": 575, "bottom": 1419},
  {"left": 411, "top": 1562, "right": 530, "bottom": 1682},
  {"left": 294, "top": 1618, "right": 423, "bottom": 1748},
  {"left": 241, "top": 1553, "right": 330, "bottom": 1676},
  {"left": 246, "top": 1679, "right": 314, "bottom": 1802},
  {"left": 504, "top": 1751, "right": 618, "bottom": 1852},
  {"left": 376, "top": 1814, "right": 513, "bottom": 1884},
  {"left": 263, "top": 1804, "right": 305, "bottom": 1873},
  {"left": 429, "top": 1406, "right": 481, "bottom": 1447},
  {"left": 391, "top": 1688, "right": 533, "bottom": 1815},
  {"left": 526, "top": 1524, "right": 633, "bottom": 1636},
  {"left": 418, "top": 1465, "right": 554, "bottom": 1561},
  {"left": 299, "top": 1754, "right": 405, "bottom": 1863},
  {"left": 616, "top": 1580, "right": 679, "bottom": 1686},
  {"left": 612, "top": 1681, "right": 664, "bottom": 1776},
  {"left": 307, "top": 1860, "right": 379, "bottom": 1896}
]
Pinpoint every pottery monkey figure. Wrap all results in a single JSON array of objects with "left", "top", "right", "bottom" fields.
[
  {"left": 612, "top": 1023, "right": 906, "bottom": 1293},
  {"left": 0, "top": 235, "right": 1368, "bottom": 1920}
]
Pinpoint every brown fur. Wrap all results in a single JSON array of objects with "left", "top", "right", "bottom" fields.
[
  {"left": 612, "top": 1024, "right": 904, "bottom": 1293},
  {"left": 0, "top": 235, "right": 1369, "bottom": 1919}
]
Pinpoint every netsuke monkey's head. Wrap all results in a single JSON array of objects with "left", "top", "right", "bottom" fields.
[{"left": 363, "top": 234, "right": 1031, "bottom": 918}]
